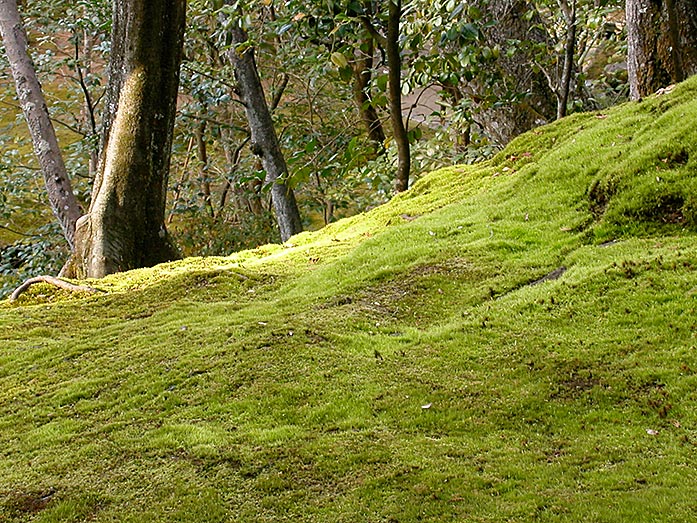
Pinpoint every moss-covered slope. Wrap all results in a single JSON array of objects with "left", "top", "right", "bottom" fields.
[{"left": 1, "top": 78, "right": 696, "bottom": 522}]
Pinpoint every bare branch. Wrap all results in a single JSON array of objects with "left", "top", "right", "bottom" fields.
[
  {"left": 270, "top": 72, "right": 289, "bottom": 112},
  {"left": 179, "top": 111, "right": 248, "bottom": 133},
  {"left": 74, "top": 32, "right": 98, "bottom": 137},
  {"left": 0, "top": 224, "right": 39, "bottom": 237},
  {"left": 359, "top": 15, "right": 387, "bottom": 49},
  {"left": 404, "top": 82, "right": 438, "bottom": 132},
  {"left": 219, "top": 135, "right": 250, "bottom": 210},
  {"left": 181, "top": 62, "right": 244, "bottom": 105}
]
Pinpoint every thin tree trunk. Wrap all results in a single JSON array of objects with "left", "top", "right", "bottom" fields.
[
  {"left": 223, "top": 14, "right": 303, "bottom": 242},
  {"left": 167, "top": 135, "right": 196, "bottom": 225},
  {"left": 386, "top": 0, "right": 410, "bottom": 193},
  {"left": 219, "top": 136, "right": 249, "bottom": 211},
  {"left": 74, "top": 26, "right": 99, "bottom": 178},
  {"left": 440, "top": 84, "right": 470, "bottom": 151},
  {"left": 351, "top": 35, "right": 386, "bottom": 150},
  {"left": 195, "top": 116, "right": 214, "bottom": 218},
  {"left": 557, "top": 0, "right": 576, "bottom": 119},
  {"left": 71, "top": 0, "right": 185, "bottom": 278},
  {"left": 664, "top": 0, "right": 685, "bottom": 83},
  {"left": 0, "top": 0, "right": 82, "bottom": 249}
]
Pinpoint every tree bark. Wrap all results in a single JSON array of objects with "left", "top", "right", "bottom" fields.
[
  {"left": 476, "top": 0, "right": 557, "bottom": 144},
  {"left": 351, "top": 35, "right": 386, "bottom": 150},
  {"left": 223, "top": 16, "right": 303, "bottom": 242},
  {"left": 71, "top": 0, "right": 185, "bottom": 278},
  {"left": 626, "top": 0, "right": 697, "bottom": 100},
  {"left": 195, "top": 115, "right": 214, "bottom": 218},
  {"left": 0, "top": 0, "right": 82, "bottom": 249},
  {"left": 557, "top": 0, "right": 577, "bottom": 119},
  {"left": 386, "top": 0, "right": 410, "bottom": 193}
]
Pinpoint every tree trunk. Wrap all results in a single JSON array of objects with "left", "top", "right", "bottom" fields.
[
  {"left": 626, "top": 0, "right": 697, "bottom": 100},
  {"left": 0, "top": 0, "right": 82, "bottom": 249},
  {"left": 223, "top": 16, "right": 303, "bottom": 242},
  {"left": 386, "top": 0, "right": 410, "bottom": 193},
  {"left": 557, "top": 0, "right": 577, "bottom": 119},
  {"left": 195, "top": 116, "right": 214, "bottom": 218},
  {"left": 71, "top": 0, "right": 185, "bottom": 278},
  {"left": 351, "top": 35, "right": 386, "bottom": 150},
  {"left": 476, "top": 0, "right": 557, "bottom": 144}
]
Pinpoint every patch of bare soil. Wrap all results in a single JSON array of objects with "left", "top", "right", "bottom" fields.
[
  {"left": 1, "top": 488, "right": 56, "bottom": 518},
  {"left": 323, "top": 257, "right": 485, "bottom": 325}
]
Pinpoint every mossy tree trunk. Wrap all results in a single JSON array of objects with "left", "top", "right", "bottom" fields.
[
  {"left": 223, "top": 13, "right": 303, "bottom": 242},
  {"left": 0, "top": 0, "right": 82, "bottom": 249},
  {"left": 626, "top": 0, "right": 697, "bottom": 100},
  {"left": 71, "top": 0, "right": 186, "bottom": 278}
]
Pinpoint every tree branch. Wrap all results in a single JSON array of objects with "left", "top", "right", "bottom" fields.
[
  {"left": 0, "top": 99, "right": 85, "bottom": 137},
  {"left": 270, "top": 72, "right": 289, "bottom": 112},
  {"left": 404, "top": 82, "right": 438, "bottom": 132},
  {"left": 359, "top": 15, "right": 387, "bottom": 48},
  {"left": 0, "top": 224, "right": 38, "bottom": 237},
  {"left": 181, "top": 62, "right": 245, "bottom": 105},
  {"left": 219, "top": 135, "right": 250, "bottom": 210},
  {"left": 534, "top": 60, "right": 560, "bottom": 98},
  {"left": 179, "top": 111, "right": 248, "bottom": 133},
  {"left": 74, "top": 32, "right": 98, "bottom": 137}
]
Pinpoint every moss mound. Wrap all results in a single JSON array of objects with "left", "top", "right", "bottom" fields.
[{"left": 1, "top": 77, "right": 696, "bottom": 522}]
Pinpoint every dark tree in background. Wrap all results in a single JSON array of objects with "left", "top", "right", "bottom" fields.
[
  {"left": 385, "top": 0, "right": 410, "bottom": 192},
  {"left": 477, "top": 0, "right": 557, "bottom": 144},
  {"left": 70, "top": 0, "right": 186, "bottom": 278},
  {"left": 351, "top": 30, "right": 386, "bottom": 151},
  {"left": 626, "top": 0, "right": 697, "bottom": 100}
]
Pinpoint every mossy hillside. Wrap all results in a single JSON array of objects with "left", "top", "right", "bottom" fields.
[{"left": 0, "top": 77, "right": 696, "bottom": 522}]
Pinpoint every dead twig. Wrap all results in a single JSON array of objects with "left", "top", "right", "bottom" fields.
[{"left": 9, "top": 275, "right": 104, "bottom": 302}]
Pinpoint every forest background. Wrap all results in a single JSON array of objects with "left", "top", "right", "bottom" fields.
[{"left": 0, "top": 0, "right": 693, "bottom": 296}]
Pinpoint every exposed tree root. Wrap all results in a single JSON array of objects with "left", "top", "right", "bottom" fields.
[{"left": 9, "top": 275, "right": 103, "bottom": 302}]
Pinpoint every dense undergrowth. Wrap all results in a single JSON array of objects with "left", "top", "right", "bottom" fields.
[{"left": 1, "top": 77, "right": 696, "bottom": 522}]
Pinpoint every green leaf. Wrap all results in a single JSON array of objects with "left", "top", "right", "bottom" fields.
[
  {"left": 407, "top": 127, "right": 422, "bottom": 144},
  {"left": 460, "top": 23, "right": 479, "bottom": 40},
  {"left": 338, "top": 66, "right": 353, "bottom": 83},
  {"left": 376, "top": 74, "right": 388, "bottom": 92},
  {"left": 467, "top": 6, "right": 482, "bottom": 19},
  {"left": 330, "top": 52, "right": 349, "bottom": 69}
]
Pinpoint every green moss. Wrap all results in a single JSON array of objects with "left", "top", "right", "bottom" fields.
[{"left": 1, "top": 77, "right": 697, "bottom": 522}]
